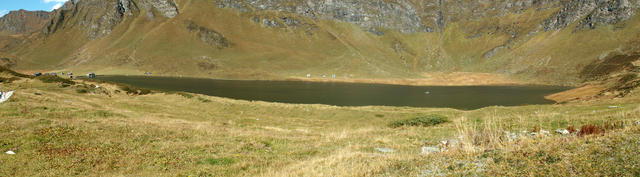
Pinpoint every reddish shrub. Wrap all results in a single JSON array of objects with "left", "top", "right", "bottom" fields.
[
  {"left": 566, "top": 125, "right": 577, "bottom": 134},
  {"left": 578, "top": 124, "right": 604, "bottom": 136}
]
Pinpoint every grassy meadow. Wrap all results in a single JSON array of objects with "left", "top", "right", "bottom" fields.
[{"left": 1, "top": 71, "right": 639, "bottom": 176}]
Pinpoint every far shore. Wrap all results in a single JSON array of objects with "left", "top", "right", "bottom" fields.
[{"left": 17, "top": 69, "right": 563, "bottom": 87}]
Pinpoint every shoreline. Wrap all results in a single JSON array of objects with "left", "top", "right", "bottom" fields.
[{"left": 87, "top": 72, "right": 558, "bottom": 87}]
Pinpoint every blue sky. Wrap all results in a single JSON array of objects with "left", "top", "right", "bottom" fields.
[{"left": 0, "top": 0, "right": 68, "bottom": 17}]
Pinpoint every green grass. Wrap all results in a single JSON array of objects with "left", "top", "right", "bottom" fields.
[
  {"left": 202, "top": 158, "right": 235, "bottom": 166},
  {"left": 388, "top": 115, "right": 448, "bottom": 128}
]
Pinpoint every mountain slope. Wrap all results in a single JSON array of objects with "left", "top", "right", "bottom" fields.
[
  {"left": 0, "top": 10, "right": 52, "bottom": 35},
  {"left": 1, "top": 0, "right": 639, "bottom": 85}
]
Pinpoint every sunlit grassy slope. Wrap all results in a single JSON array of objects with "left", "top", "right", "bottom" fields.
[
  {"left": 4, "top": 0, "right": 639, "bottom": 85},
  {"left": 1, "top": 70, "right": 639, "bottom": 176}
]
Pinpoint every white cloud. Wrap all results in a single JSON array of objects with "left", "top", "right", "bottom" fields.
[
  {"left": 0, "top": 10, "right": 8, "bottom": 18},
  {"left": 51, "top": 3, "right": 64, "bottom": 11},
  {"left": 43, "top": 0, "right": 69, "bottom": 3},
  {"left": 44, "top": 0, "right": 68, "bottom": 11}
]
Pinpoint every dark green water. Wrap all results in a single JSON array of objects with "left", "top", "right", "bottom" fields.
[{"left": 95, "top": 75, "right": 571, "bottom": 110}]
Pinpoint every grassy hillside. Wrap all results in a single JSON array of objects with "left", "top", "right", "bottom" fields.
[
  {"left": 3, "top": 0, "right": 639, "bottom": 85},
  {"left": 1, "top": 69, "right": 639, "bottom": 176}
]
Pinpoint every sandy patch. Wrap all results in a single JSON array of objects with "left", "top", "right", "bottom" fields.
[
  {"left": 287, "top": 72, "right": 525, "bottom": 86},
  {"left": 545, "top": 84, "right": 606, "bottom": 103}
]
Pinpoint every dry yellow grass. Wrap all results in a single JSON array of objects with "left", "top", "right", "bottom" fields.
[
  {"left": 1, "top": 74, "right": 639, "bottom": 176},
  {"left": 546, "top": 84, "right": 608, "bottom": 102},
  {"left": 286, "top": 72, "right": 525, "bottom": 86}
]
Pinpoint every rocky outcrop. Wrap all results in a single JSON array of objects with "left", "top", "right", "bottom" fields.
[
  {"left": 0, "top": 10, "right": 52, "bottom": 35},
  {"left": 543, "top": 0, "right": 640, "bottom": 31},
  {"left": 576, "top": 0, "right": 639, "bottom": 30},
  {"left": 36, "top": 0, "right": 640, "bottom": 40},
  {"left": 148, "top": 0, "right": 179, "bottom": 18},
  {"left": 484, "top": 46, "right": 506, "bottom": 59},
  {"left": 214, "top": 0, "right": 432, "bottom": 34},
  {"left": 186, "top": 21, "right": 230, "bottom": 49},
  {"left": 214, "top": 0, "right": 639, "bottom": 35},
  {"left": 46, "top": 0, "right": 137, "bottom": 39},
  {"left": 46, "top": 0, "right": 179, "bottom": 39}
]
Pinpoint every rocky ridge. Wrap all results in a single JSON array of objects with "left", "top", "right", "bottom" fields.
[
  {"left": 46, "top": 0, "right": 179, "bottom": 39},
  {"left": 0, "top": 10, "right": 52, "bottom": 35}
]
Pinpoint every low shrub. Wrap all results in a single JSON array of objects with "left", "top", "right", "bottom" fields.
[
  {"left": 566, "top": 125, "right": 577, "bottom": 134},
  {"left": 578, "top": 124, "right": 604, "bottom": 136},
  {"left": 389, "top": 115, "right": 448, "bottom": 128},
  {"left": 138, "top": 89, "right": 152, "bottom": 95},
  {"left": 36, "top": 75, "right": 75, "bottom": 85},
  {"left": 197, "top": 97, "right": 211, "bottom": 103},
  {"left": 174, "top": 92, "right": 194, "bottom": 98},
  {"left": 0, "top": 77, "right": 21, "bottom": 83},
  {"left": 119, "top": 85, "right": 152, "bottom": 95},
  {"left": 76, "top": 88, "right": 89, "bottom": 94}
]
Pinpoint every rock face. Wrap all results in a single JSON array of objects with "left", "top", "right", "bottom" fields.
[
  {"left": 46, "top": 0, "right": 179, "bottom": 39},
  {"left": 0, "top": 10, "right": 52, "bottom": 35},
  {"left": 2, "top": 0, "right": 638, "bottom": 40},
  {"left": 543, "top": 0, "right": 640, "bottom": 31},
  {"left": 213, "top": 0, "right": 640, "bottom": 35},
  {"left": 28, "top": 0, "right": 640, "bottom": 40},
  {"left": 215, "top": 0, "right": 432, "bottom": 34},
  {"left": 47, "top": 0, "right": 136, "bottom": 39},
  {"left": 186, "top": 21, "right": 230, "bottom": 49}
]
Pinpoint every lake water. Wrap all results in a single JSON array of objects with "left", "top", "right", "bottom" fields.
[{"left": 95, "top": 76, "right": 570, "bottom": 110}]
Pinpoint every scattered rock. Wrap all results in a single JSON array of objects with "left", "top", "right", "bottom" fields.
[
  {"left": 374, "top": 147, "right": 394, "bottom": 153},
  {"left": 540, "top": 130, "right": 550, "bottom": 136},
  {"left": 504, "top": 131, "right": 519, "bottom": 141},
  {"left": 483, "top": 46, "right": 505, "bottom": 59},
  {"left": 5, "top": 151, "right": 15, "bottom": 155},
  {"left": 0, "top": 91, "right": 14, "bottom": 103},
  {"left": 421, "top": 146, "right": 440, "bottom": 154},
  {"left": 555, "top": 129, "right": 570, "bottom": 135},
  {"left": 439, "top": 139, "right": 458, "bottom": 149}
]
